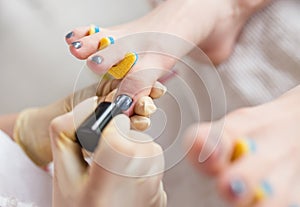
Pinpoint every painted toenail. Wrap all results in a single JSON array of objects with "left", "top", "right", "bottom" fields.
[
  {"left": 107, "top": 52, "right": 138, "bottom": 79},
  {"left": 91, "top": 56, "right": 103, "bottom": 64},
  {"left": 231, "top": 138, "right": 257, "bottom": 161},
  {"left": 229, "top": 179, "right": 247, "bottom": 198},
  {"left": 65, "top": 31, "right": 74, "bottom": 39},
  {"left": 253, "top": 180, "right": 273, "bottom": 202},
  {"left": 72, "top": 41, "right": 82, "bottom": 49},
  {"left": 98, "top": 36, "right": 115, "bottom": 50},
  {"left": 88, "top": 25, "right": 100, "bottom": 35}
]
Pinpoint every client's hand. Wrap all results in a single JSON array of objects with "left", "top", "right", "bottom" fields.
[
  {"left": 13, "top": 79, "right": 166, "bottom": 167},
  {"left": 50, "top": 97, "right": 166, "bottom": 207}
]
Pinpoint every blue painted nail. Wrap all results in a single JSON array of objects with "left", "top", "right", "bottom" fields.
[
  {"left": 91, "top": 56, "right": 103, "bottom": 64},
  {"left": 72, "top": 41, "right": 82, "bottom": 49},
  {"left": 94, "top": 26, "right": 100, "bottom": 33},
  {"left": 65, "top": 31, "right": 74, "bottom": 39},
  {"left": 261, "top": 180, "right": 273, "bottom": 196},
  {"left": 108, "top": 36, "right": 115, "bottom": 44},
  {"left": 229, "top": 179, "right": 247, "bottom": 198}
]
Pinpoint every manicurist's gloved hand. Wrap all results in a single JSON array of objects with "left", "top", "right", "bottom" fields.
[
  {"left": 13, "top": 79, "right": 166, "bottom": 167},
  {"left": 50, "top": 97, "right": 167, "bottom": 207}
]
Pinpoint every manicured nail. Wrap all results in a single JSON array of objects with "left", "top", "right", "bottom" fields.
[
  {"left": 254, "top": 180, "right": 273, "bottom": 202},
  {"left": 107, "top": 52, "right": 138, "bottom": 79},
  {"left": 65, "top": 31, "right": 74, "bottom": 39},
  {"left": 72, "top": 41, "right": 82, "bottom": 49},
  {"left": 231, "top": 137, "right": 257, "bottom": 161},
  {"left": 91, "top": 56, "right": 103, "bottom": 64},
  {"left": 98, "top": 36, "right": 115, "bottom": 50},
  {"left": 88, "top": 25, "right": 100, "bottom": 35},
  {"left": 229, "top": 179, "right": 247, "bottom": 198}
]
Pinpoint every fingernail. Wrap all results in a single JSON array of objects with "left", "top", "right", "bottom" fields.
[
  {"left": 98, "top": 36, "right": 115, "bottom": 50},
  {"left": 65, "top": 31, "right": 74, "bottom": 39},
  {"left": 229, "top": 178, "right": 247, "bottom": 198},
  {"left": 72, "top": 41, "right": 82, "bottom": 49},
  {"left": 254, "top": 180, "right": 273, "bottom": 202},
  {"left": 91, "top": 56, "right": 103, "bottom": 64}
]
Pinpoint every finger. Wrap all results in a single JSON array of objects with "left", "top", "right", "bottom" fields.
[
  {"left": 96, "top": 79, "right": 120, "bottom": 97},
  {"left": 149, "top": 81, "right": 167, "bottom": 99},
  {"left": 134, "top": 96, "right": 157, "bottom": 116},
  {"left": 50, "top": 97, "right": 98, "bottom": 198},
  {"left": 130, "top": 115, "right": 151, "bottom": 131},
  {"left": 92, "top": 114, "right": 164, "bottom": 177}
]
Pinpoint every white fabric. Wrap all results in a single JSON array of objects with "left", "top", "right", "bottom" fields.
[{"left": 0, "top": 130, "right": 52, "bottom": 207}]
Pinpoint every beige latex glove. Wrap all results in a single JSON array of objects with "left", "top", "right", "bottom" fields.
[
  {"left": 13, "top": 80, "right": 167, "bottom": 167},
  {"left": 50, "top": 97, "right": 167, "bottom": 207}
]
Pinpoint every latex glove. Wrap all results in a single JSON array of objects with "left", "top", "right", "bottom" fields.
[
  {"left": 50, "top": 97, "right": 167, "bottom": 207},
  {"left": 13, "top": 80, "right": 167, "bottom": 167}
]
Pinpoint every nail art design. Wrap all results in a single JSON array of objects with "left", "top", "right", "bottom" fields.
[
  {"left": 65, "top": 31, "right": 74, "bottom": 39},
  {"left": 98, "top": 36, "right": 115, "bottom": 50},
  {"left": 229, "top": 179, "right": 247, "bottom": 198},
  {"left": 91, "top": 56, "right": 103, "bottom": 64},
  {"left": 253, "top": 180, "right": 273, "bottom": 202},
  {"left": 72, "top": 41, "right": 82, "bottom": 49},
  {"left": 231, "top": 138, "right": 257, "bottom": 161},
  {"left": 107, "top": 52, "right": 138, "bottom": 79},
  {"left": 88, "top": 25, "right": 100, "bottom": 35}
]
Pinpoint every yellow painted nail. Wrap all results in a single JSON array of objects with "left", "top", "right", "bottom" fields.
[
  {"left": 98, "top": 37, "right": 115, "bottom": 50},
  {"left": 107, "top": 52, "right": 138, "bottom": 79},
  {"left": 88, "top": 25, "right": 100, "bottom": 35},
  {"left": 231, "top": 138, "right": 256, "bottom": 161}
]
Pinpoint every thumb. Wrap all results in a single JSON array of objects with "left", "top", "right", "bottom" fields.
[{"left": 50, "top": 97, "right": 98, "bottom": 199}]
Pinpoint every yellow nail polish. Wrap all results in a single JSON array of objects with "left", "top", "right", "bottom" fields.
[
  {"left": 231, "top": 138, "right": 256, "bottom": 161},
  {"left": 253, "top": 181, "right": 272, "bottom": 203},
  {"left": 88, "top": 25, "right": 100, "bottom": 35},
  {"left": 107, "top": 52, "right": 138, "bottom": 79},
  {"left": 98, "top": 37, "right": 114, "bottom": 50}
]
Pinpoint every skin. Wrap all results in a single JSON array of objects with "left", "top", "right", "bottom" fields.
[
  {"left": 0, "top": 113, "right": 18, "bottom": 139},
  {"left": 185, "top": 85, "right": 300, "bottom": 206},
  {"left": 65, "top": 0, "right": 272, "bottom": 101},
  {"left": 64, "top": 0, "right": 300, "bottom": 206}
]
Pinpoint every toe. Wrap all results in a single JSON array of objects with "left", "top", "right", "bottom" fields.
[
  {"left": 69, "top": 31, "right": 114, "bottom": 60},
  {"left": 217, "top": 139, "right": 297, "bottom": 207},
  {"left": 65, "top": 26, "right": 91, "bottom": 44},
  {"left": 184, "top": 120, "right": 235, "bottom": 176}
]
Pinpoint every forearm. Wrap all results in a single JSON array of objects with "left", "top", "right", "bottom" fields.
[{"left": 0, "top": 113, "right": 18, "bottom": 139}]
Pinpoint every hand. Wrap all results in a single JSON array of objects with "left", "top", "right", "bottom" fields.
[
  {"left": 13, "top": 79, "right": 166, "bottom": 166},
  {"left": 50, "top": 97, "right": 167, "bottom": 207}
]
